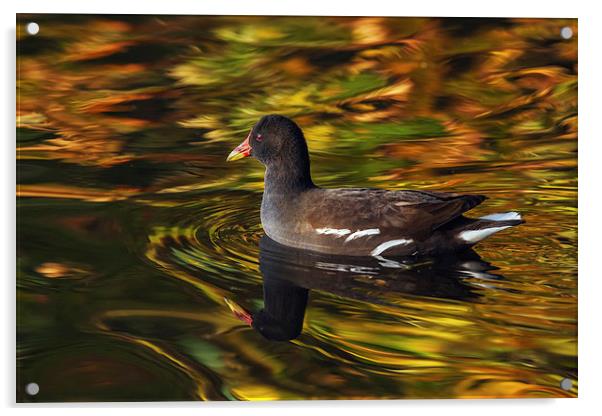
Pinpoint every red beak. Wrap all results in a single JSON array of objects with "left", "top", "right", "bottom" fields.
[
  {"left": 224, "top": 298, "right": 253, "bottom": 326},
  {"left": 226, "top": 132, "right": 252, "bottom": 162}
]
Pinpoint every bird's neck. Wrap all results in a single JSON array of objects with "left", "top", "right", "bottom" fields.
[{"left": 264, "top": 163, "right": 315, "bottom": 196}]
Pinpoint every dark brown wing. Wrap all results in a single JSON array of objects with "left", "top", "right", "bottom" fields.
[
  {"left": 400, "top": 190, "right": 487, "bottom": 230},
  {"left": 302, "top": 188, "right": 486, "bottom": 238}
]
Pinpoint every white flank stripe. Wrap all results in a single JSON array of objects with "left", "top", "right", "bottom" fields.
[
  {"left": 370, "top": 239, "right": 413, "bottom": 256},
  {"left": 316, "top": 227, "right": 351, "bottom": 237},
  {"left": 345, "top": 228, "right": 381, "bottom": 243},
  {"left": 459, "top": 226, "right": 511, "bottom": 244},
  {"left": 479, "top": 211, "right": 522, "bottom": 221}
]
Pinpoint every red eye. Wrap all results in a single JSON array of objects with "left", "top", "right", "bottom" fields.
[{"left": 256, "top": 134, "right": 263, "bottom": 142}]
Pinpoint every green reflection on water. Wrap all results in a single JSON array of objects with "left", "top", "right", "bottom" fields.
[{"left": 17, "top": 15, "right": 577, "bottom": 401}]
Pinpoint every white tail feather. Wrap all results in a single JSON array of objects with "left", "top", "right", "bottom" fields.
[{"left": 459, "top": 226, "right": 511, "bottom": 244}]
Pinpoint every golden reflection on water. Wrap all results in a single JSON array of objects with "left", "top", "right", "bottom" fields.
[{"left": 17, "top": 15, "right": 576, "bottom": 401}]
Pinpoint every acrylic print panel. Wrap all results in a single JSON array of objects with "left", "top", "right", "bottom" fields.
[{"left": 16, "top": 14, "right": 577, "bottom": 402}]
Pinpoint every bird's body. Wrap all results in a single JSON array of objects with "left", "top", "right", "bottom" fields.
[
  {"left": 228, "top": 115, "right": 524, "bottom": 257},
  {"left": 262, "top": 185, "right": 522, "bottom": 257}
]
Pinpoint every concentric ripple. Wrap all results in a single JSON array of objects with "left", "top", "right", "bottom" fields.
[{"left": 145, "top": 190, "right": 265, "bottom": 295}]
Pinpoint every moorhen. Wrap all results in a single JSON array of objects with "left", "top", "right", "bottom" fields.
[{"left": 227, "top": 115, "right": 524, "bottom": 257}]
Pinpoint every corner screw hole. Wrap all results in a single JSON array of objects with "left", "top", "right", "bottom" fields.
[
  {"left": 26, "top": 22, "right": 40, "bottom": 36},
  {"left": 560, "top": 378, "right": 573, "bottom": 391},
  {"left": 560, "top": 26, "right": 573, "bottom": 40},
  {"left": 25, "top": 382, "right": 39, "bottom": 396}
]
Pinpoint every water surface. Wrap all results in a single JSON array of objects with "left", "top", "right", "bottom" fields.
[{"left": 16, "top": 15, "right": 577, "bottom": 401}]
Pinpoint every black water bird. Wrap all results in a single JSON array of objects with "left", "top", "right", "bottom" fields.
[{"left": 227, "top": 115, "right": 524, "bottom": 257}]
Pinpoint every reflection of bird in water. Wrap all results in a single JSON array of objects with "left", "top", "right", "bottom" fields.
[
  {"left": 227, "top": 114, "right": 524, "bottom": 257},
  {"left": 227, "top": 236, "right": 503, "bottom": 341}
]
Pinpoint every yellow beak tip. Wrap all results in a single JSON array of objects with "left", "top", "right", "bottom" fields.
[{"left": 226, "top": 151, "right": 245, "bottom": 162}]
